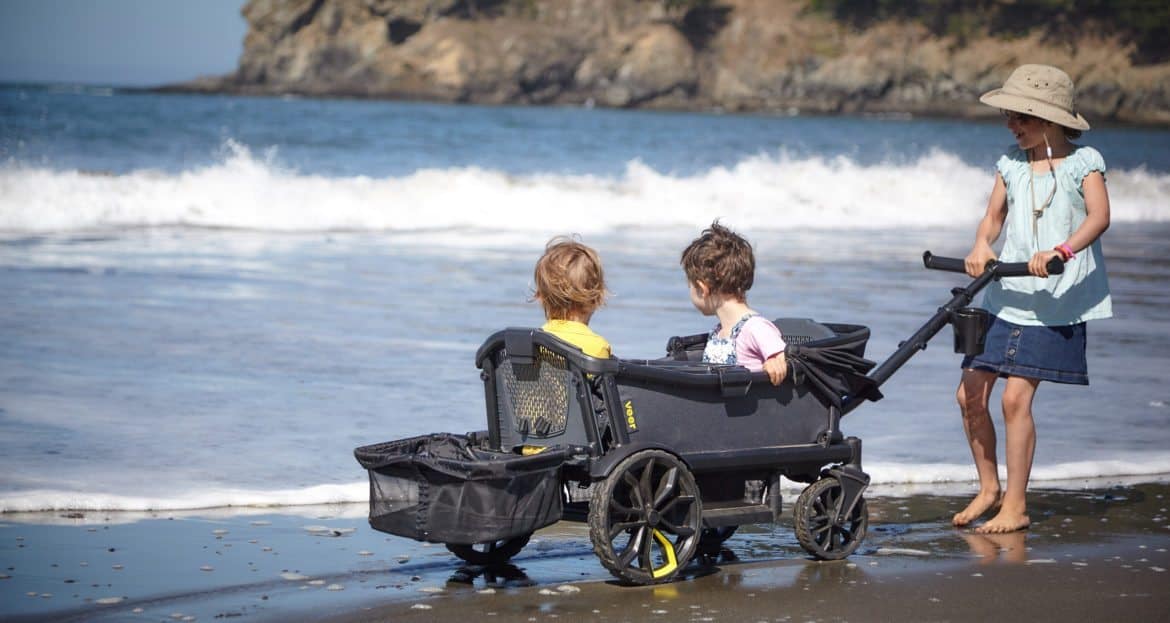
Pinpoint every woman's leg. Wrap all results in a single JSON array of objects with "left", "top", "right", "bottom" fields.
[
  {"left": 977, "top": 375, "right": 1040, "bottom": 533},
  {"left": 953, "top": 368, "right": 1001, "bottom": 526}
]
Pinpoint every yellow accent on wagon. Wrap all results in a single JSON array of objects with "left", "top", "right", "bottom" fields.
[{"left": 650, "top": 528, "right": 678, "bottom": 578}]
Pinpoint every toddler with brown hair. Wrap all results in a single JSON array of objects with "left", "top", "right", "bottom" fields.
[{"left": 681, "top": 221, "right": 787, "bottom": 385}]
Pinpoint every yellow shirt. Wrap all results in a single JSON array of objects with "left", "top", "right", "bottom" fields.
[{"left": 540, "top": 320, "right": 612, "bottom": 359}]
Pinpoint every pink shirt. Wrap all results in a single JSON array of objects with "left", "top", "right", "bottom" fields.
[
  {"left": 734, "top": 316, "right": 787, "bottom": 371},
  {"left": 703, "top": 314, "right": 787, "bottom": 372}
]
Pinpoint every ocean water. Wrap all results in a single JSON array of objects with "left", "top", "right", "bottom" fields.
[{"left": 2, "top": 84, "right": 1169, "bottom": 513}]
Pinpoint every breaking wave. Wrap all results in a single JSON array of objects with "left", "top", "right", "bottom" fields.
[{"left": 3, "top": 141, "right": 1168, "bottom": 234}]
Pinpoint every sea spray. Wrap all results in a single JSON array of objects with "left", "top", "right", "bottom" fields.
[{"left": 4, "top": 144, "right": 1169, "bottom": 234}]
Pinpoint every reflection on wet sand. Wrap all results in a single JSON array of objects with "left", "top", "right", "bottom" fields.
[
  {"left": 959, "top": 529, "right": 1028, "bottom": 564},
  {"left": 447, "top": 563, "right": 535, "bottom": 588}
]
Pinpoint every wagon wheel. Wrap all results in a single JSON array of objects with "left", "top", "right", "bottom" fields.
[
  {"left": 697, "top": 526, "right": 738, "bottom": 557},
  {"left": 445, "top": 533, "right": 531, "bottom": 566},
  {"left": 793, "top": 477, "right": 868, "bottom": 560},
  {"left": 588, "top": 450, "right": 702, "bottom": 585}
]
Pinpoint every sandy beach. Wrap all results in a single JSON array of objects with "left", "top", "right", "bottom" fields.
[{"left": 3, "top": 478, "right": 1168, "bottom": 622}]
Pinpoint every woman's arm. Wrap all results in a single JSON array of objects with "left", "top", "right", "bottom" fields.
[
  {"left": 965, "top": 173, "right": 1009, "bottom": 277},
  {"left": 1029, "top": 171, "right": 1110, "bottom": 277},
  {"left": 1068, "top": 171, "right": 1111, "bottom": 250}
]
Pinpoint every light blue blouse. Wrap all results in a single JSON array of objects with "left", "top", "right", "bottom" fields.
[{"left": 981, "top": 145, "right": 1113, "bottom": 326}]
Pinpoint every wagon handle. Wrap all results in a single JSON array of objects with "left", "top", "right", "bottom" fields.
[
  {"left": 922, "top": 251, "right": 1064, "bottom": 278},
  {"left": 847, "top": 251, "right": 1063, "bottom": 414}
]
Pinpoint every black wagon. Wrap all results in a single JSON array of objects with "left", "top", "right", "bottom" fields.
[{"left": 354, "top": 253, "right": 1059, "bottom": 584}]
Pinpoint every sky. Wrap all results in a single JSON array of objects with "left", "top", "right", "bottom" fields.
[{"left": 0, "top": 0, "right": 247, "bottom": 86}]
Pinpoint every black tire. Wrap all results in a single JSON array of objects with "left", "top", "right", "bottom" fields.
[
  {"left": 587, "top": 450, "right": 702, "bottom": 585},
  {"left": 697, "top": 526, "right": 738, "bottom": 557},
  {"left": 445, "top": 533, "right": 531, "bottom": 566},
  {"left": 793, "top": 477, "right": 868, "bottom": 560}
]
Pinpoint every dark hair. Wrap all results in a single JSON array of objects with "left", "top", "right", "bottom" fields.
[
  {"left": 534, "top": 236, "right": 608, "bottom": 320},
  {"left": 680, "top": 221, "right": 755, "bottom": 301},
  {"left": 1002, "top": 109, "right": 1083, "bottom": 139}
]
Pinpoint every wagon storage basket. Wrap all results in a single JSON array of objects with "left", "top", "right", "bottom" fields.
[{"left": 354, "top": 433, "right": 568, "bottom": 545}]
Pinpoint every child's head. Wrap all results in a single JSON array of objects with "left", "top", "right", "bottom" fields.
[
  {"left": 979, "top": 63, "right": 1089, "bottom": 139},
  {"left": 680, "top": 221, "right": 755, "bottom": 304},
  {"left": 533, "top": 236, "right": 608, "bottom": 322}
]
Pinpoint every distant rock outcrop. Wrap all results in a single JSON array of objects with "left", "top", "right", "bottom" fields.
[{"left": 167, "top": 0, "right": 1170, "bottom": 125}]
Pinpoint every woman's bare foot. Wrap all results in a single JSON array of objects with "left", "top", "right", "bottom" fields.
[
  {"left": 975, "top": 509, "right": 1031, "bottom": 534},
  {"left": 952, "top": 490, "right": 1001, "bottom": 526}
]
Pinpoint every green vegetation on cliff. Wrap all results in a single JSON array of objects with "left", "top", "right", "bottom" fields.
[{"left": 808, "top": 0, "right": 1170, "bottom": 63}]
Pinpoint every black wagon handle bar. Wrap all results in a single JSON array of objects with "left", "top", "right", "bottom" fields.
[
  {"left": 922, "top": 251, "right": 1064, "bottom": 277},
  {"left": 857, "top": 251, "right": 1064, "bottom": 409}
]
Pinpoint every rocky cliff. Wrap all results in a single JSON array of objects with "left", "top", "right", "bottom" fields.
[{"left": 171, "top": 0, "right": 1170, "bottom": 125}]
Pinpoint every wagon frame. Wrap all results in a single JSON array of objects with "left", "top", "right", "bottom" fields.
[{"left": 355, "top": 253, "right": 1060, "bottom": 584}]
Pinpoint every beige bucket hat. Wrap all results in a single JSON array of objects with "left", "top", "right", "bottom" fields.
[{"left": 979, "top": 64, "right": 1090, "bottom": 130}]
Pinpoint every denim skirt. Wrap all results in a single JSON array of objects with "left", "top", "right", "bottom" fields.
[{"left": 960, "top": 315, "right": 1088, "bottom": 385}]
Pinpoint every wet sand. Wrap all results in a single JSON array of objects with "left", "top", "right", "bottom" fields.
[
  {"left": 3, "top": 479, "right": 1169, "bottom": 622},
  {"left": 327, "top": 538, "right": 1170, "bottom": 623}
]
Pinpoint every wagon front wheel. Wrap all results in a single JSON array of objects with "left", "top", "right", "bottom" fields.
[
  {"left": 445, "top": 533, "right": 531, "bottom": 566},
  {"left": 588, "top": 450, "right": 702, "bottom": 585},
  {"left": 794, "top": 476, "right": 868, "bottom": 560}
]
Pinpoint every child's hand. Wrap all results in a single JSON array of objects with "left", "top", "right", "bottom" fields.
[
  {"left": 1028, "top": 249, "right": 1063, "bottom": 277},
  {"left": 964, "top": 245, "right": 997, "bottom": 278},
  {"left": 764, "top": 352, "right": 788, "bottom": 386}
]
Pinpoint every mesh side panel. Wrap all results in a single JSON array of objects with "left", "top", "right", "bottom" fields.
[
  {"left": 370, "top": 471, "right": 420, "bottom": 517},
  {"left": 566, "top": 481, "right": 597, "bottom": 503},
  {"left": 496, "top": 346, "right": 570, "bottom": 437}
]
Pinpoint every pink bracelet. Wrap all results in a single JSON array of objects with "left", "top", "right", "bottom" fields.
[{"left": 1055, "top": 243, "right": 1075, "bottom": 261}]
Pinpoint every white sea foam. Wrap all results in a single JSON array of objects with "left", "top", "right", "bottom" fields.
[
  {"left": 866, "top": 456, "right": 1170, "bottom": 486},
  {"left": 3, "top": 141, "right": 1167, "bottom": 234},
  {"left": 2, "top": 457, "right": 1168, "bottom": 513},
  {"left": 0, "top": 482, "right": 367, "bottom": 514}
]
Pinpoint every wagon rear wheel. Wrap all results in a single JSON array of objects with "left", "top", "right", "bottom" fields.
[
  {"left": 794, "top": 477, "right": 867, "bottom": 560},
  {"left": 588, "top": 450, "right": 701, "bottom": 585},
  {"left": 445, "top": 533, "right": 531, "bottom": 566}
]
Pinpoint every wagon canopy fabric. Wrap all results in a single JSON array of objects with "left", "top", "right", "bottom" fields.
[{"left": 785, "top": 323, "right": 882, "bottom": 409}]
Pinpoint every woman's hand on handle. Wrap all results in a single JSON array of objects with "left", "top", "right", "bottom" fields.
[
  {"left": 1029, "top": 249, "right": 1064, "bottom": 278},
  {"left": 964, "top": 244, "right": 997, "bottom": 278}
]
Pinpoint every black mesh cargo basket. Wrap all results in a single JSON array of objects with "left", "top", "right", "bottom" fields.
[{"left": 353, "top": 433, "right": 568, "bottom": 545}]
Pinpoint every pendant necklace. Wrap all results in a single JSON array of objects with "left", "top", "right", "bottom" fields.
[{"left": 1029, "top": 141, "right": 1058, "bottom": 241}]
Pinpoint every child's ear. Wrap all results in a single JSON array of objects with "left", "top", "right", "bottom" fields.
[{"left": 694, "top": 280, "right": 710, "bottom": 297}]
